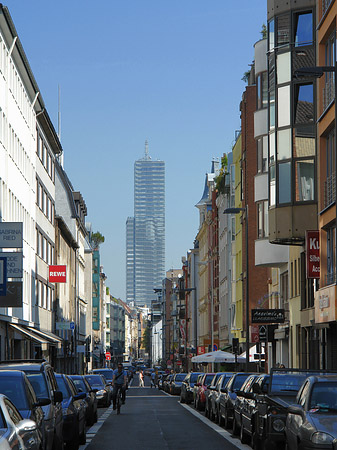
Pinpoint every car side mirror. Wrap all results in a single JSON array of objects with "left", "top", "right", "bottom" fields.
[
  {"left": 92, "top": 388, "right": 98, "bottom": 393},
  {"left": 75, "top": 392, "right": 86, "bottom": 400},
  {"left": 34, "top": 397, "right": 51, "bottom": 407},
  {"left": 220, "top": 388, "right": 227, "bottom": 393},
  {"left": 287, "top": 405, "right": 305, "bottom": 418},
  {"left": 237, "top": 390, "right": 245, "bottom": 396},
  {"left": 18, "top": 419, "right": 37, "bottom": 432},
  {"left": 245, "top": 392, "right": 255, "bottom": 400},
  {"left": 53, "top": 390, "right": 63, "bottom": 404}
]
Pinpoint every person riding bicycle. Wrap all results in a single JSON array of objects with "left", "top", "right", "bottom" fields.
[{"left": 112, "top": 363, "right": 128, "bottom": 410}]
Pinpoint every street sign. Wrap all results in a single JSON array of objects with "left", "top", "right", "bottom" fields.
[
  {"left": 49, "top": 265, "right": 66, "bottom": 283},
  {"left": 176, "top": 361, "right": 182, "bottom": 366},
  {"left": 0, "top": 281, "right": 22, "bottom": 307},
  {"left": 0, "top": 252, "right": 23, "bottom": 278},
  {"left": 213, "top": 344, "right": 218, "bottom": 351},
  {"left": 56, "top": 322, "right": 72, "bottom": 330},
  {"left": 105, "top": 352, "right": 111, "bottom": 361},
  {"left": 70, "top": 322, "right": 75, "bottom": 330},
  {"left": 259, "top": 325, "right": 267, "bottom": 342},
  {"left": 251, "top": 309, "right": 285, "bottom": 323},
  {"left": 306, "top": 230, "right": 320, "bottom": 278},
  {"left": 0, "top": 223, "right": 23, "bottom": 248}
]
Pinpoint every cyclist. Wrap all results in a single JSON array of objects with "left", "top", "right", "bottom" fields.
[{"left": 112, "top": 363, "right": 128, "bottom": 410}]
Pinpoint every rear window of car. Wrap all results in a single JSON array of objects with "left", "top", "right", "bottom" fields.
[
  {"left": 93, "top": 370, "right": 113, "bottom": 381},
  {"left": 0, "top": 377, "right": 28, "bottom": 410},
  {"left": 86, "top": 375, "right": 104, "bottom": 388},
  {"left": 190, "top": 373, "right": 200, "bottom": 383},
  {"left": 233, "top": 374, "right": 250, "bottom": 391},
  {"left": 221, "top": 375, "right": 232, "bottom": 388},
  {"left": 204, "top": 375, "right": 214, "bottom": 385},
  {"left": 175, "top": 374, "right": 186, "bottom": 382},
  {"left": 270, "top": 372, "right": 312, "bottom": 394},
  {"left": 71, "top": 378, "right": 87, "bottom": 393},
  {"left": 25, "top": 372, "right": 49, "bottom": 399},
  {"left": 56, "top": 377, "right": 70, "bottom": 400}
]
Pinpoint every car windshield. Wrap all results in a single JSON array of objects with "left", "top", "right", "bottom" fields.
[
  {"left": 309, "top": 382, "right": 337, "bottom": 411},
  {"left": 86, "top": 376, "right": 104, "bottom": 388},
  {"left": 71, "top": 378, "right": 87, "bottom": 393},
  {"left": 233, "top": 375, "right": 250, "bottom": 391},
  {"left": 175, "top": 374, "right": 186, "bottom": 382},
  {"left": 0, "top": 378, "right": 28, "bottom": 410},
  {"left": 222, "top": 375, "right": 231, "bottom": 388},
  {"left": 25, "top": 372, "right": 49, "bottom": 399},
  {"left": 190, "top": 374, "right": 200, "bottom": 383},
  {"left": 56, "top": 377, "right": 70, "bottom": 400},
  {"left": 270, "top": 373, "right": 310, "bottom": 394}
]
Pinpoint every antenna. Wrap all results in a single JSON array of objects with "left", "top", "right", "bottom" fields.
[
  {"left": 58, "top": 85, "right": 61, "bottom": 140},
  {"left": 145, "top": 140, "right": 149, "bottom": 158}
]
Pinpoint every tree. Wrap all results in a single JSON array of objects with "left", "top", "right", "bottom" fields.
[
  {"left": 142, "top": 321, "right": 151, "bottom": 354},
  {"left": 215, "top": 154, "right": 229, "bottom": 194},
  {"left": 91, "top": 231, "right": 105, "bottom": 250},
  {"left": 261, "top": 23, "right": 267, "bottom": 39}
]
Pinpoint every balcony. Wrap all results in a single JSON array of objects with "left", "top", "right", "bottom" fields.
[
  {"left": 324, "top": 172, "right": 336, "bottom": 209},
  {"left": 323, "top": 77, "right": 335, "bottom": 112},
  {"left": 322, "top": 0, "right": 334, "bottom": 16}
]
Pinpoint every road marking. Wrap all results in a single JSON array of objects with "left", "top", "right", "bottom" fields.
[
  {"left": 127, "top": 395, "right": 173, "bottom": 398},
  {"left": 79, "top": 405, "right": 114, "bottom": 450},
  {"left": 179, "top": 404, "right": 250, "bottom": 450}
]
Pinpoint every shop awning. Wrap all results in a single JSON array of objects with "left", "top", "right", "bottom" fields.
[
  {"left": 27, "top": 327, "right": 63, "bottom": 348},
  {"left": 10, "top": 324, "right": 49, "bottom": 345}
]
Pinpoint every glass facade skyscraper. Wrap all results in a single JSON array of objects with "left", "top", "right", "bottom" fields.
[{"left": 126, "top": 144, "right": 165, "bottom": 307}]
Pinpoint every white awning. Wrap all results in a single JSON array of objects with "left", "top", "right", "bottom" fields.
[
  {"left": 27, "top": 327, "right": 63, "bottom": 348},
  {"left": 10, "top": 324, "right": 49, "bottom": 346}
]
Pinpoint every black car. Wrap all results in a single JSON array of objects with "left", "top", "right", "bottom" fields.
[
  {"left": 218, "top": 372, "right": 254, "bottom": 429},
  {"left": 209, "top": 373, "right": 233, "bottom": 423},
  {"left": 170, "top": 373, "right": 187, "bottom": 395},
  {"left": 180, "top": 372, "right": 202, "bottom": 404},
  {"left": 69, "top": 375, "right": 98, "bottom": 426},
  {"left": 0, "top": 359, "right": 64, "bottom": 450},
  {"left": 85, "top": 374, "right": 110, "bottom": 407},
  {"left": 56, "top": 374, "right": 86, "bottom": 450},
  {"left": 91, "top": 368, "right": 114, "bottom": 384},
  {"left": 286, "top": 375, "right": 337, "bottom": 450},
  {"left": 158, "top": 374, "right": 169, "bottom": 391},
  {"left": 163, "top": 374, "right": 173, "bottom": 393},
  {"left": 232, "top": 373, "right": 261, "bottom": 437},
  {"left": 0, "top": 370, "right": 50, "bottom": 450}
]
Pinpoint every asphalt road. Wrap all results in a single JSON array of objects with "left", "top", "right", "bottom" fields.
[{"left": 82, "top": 374, "right": 242, "bottom": 450}]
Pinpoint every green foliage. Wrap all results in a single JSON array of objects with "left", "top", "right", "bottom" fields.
[
  {"left": 91, "top": 231, "right": 105, "bottom": 249},
  {"left": 261, "top": 24, "right": 267, "bottom": 39},
  {"left": 215, "top": 154, "right": 229, "bottom": 194},
  {"left": 142, "top": 321, "right": 151, "bottom": 354},
  {"left": 242, "top": 69, "right": 251, "bottom": 83}
]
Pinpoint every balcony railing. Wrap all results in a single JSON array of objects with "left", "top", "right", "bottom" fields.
[
  {"left": 325, "top": 271, "right": 337, "bottom": 286},
  {"left": 322, "top": 0, "right": 334, "bottom": 15},
  {"left": 323, "top": 77, "right": 335, "bottom": 111},
  {"left": 324, "top": 172, "right": 336, "bottom": 209}
]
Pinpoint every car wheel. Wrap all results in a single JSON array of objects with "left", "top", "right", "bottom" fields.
[
  {"left": 213, "top": 407, "right": 218, "bottom": 423},
  {"left": 224, "top": 408, "right": 231, "bottom": 429},
  {"left": 240, "top": 421, "right": 250, "bottom": 444},
  {"left": 79, "top": 424, "right": 86, "bottom": 445},
  {"left": 180, "top": 393, "right": 185, "bottom": 404},
  {"left": 218, "top": 407, "right": 224, "bottom": 426},
  {"left": 232, "top": 415, "right": 239, "bottom": 436},
  {"left": 52, "top": 432, "right": 64, "bottom": 450}
]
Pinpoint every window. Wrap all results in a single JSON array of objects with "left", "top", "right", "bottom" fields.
[
  {"left": 278, "top": 162, "right": 291, "bottom": 203},
  {"left": 269, "top": 19, "right": 275, "bottom": 51},
  {"left": 324, "top": 32, "right": 335, "bottom": 109},
  {"left": 257, "top": 72, "right": 268, "bottom": 109},
  {"left": 257, "top": 136, "right": 268, "bottom": 173},
  {"left": 257, "top": 201, "right": 269, "bottom": 238},
  {"left": 277, "top": 14, "right": 290, "bottom": 47},
  {"left": 277, "top": 128, "right": 291, "bottom": 160},
  {"left": 294, "top": 12, "right": 313, "bottom": 47},
  {"left": 327, "top": 227, "right": 336, "bottom": 285},
  {"left": 295, "top": 160, "right": 314, "bottom": 201},
  {"left": 294, "top": 84, "right": 314, "bottom": 124},
  {"left": 277, "top": 52, "right": 291, "bottom": 84},
  {"left": 278, "top": 85, "right": 291, "bottom": 127}
]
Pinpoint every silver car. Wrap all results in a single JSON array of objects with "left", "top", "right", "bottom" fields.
[{"left": 0, "top": 393, "right": 40, "bottom": 449}]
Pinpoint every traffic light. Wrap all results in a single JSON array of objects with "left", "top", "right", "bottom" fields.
[{"left": 232, "top": 338, "right": 239, "bottom": 354}]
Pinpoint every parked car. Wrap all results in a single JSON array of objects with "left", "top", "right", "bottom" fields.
[
  {"left": 180, "top": 372, "right": 202, "bottom": 404},
  {"left": 85, "top": 374, "right": 110, "bottom": 407},
  {"left": 163, "top": 374, "right": 173, "bottom": 393},
  {"left": 252, "top": 369, "right": 334, "bottom": 450},
  {"left": 69, "top": 375, "right": 98, "bottom": 426},
  {"left": 208, "top": 373, "right": 233, "bottom": 423},
  {"left": 158, "top": 374, "right": 169, "bottom": 390},
  {"left": 218, "top": 372, "right": 253, "bottom": 429},
  {"left": 0, "top": 359, "right": 64, "bottom": 450},
  {"left": 232, "top": 373, "right": 260, "bottom": 437},
  {"left": 205, "top": 372, "right": 227, "bottom": 419},
  {"left": 0, "top": 393, "right": 41, "bottom": 449},
  {"left": 286, "top": 375, "right": 337, "bottom": 450},
  {"left": 195, "top": 373, "right": 215, "bottom": 411},
  {"left": 56, "top": 374, "right": 86, "bottom": 450},
  {"left": 238, "top": 373, "right": 270, "bottom": 444},
  {"left": 0, "top": 370, "right": 51, "bottom": 450},
  {"left": 170, "top": 373, "right": 187, "bottom": 395}
]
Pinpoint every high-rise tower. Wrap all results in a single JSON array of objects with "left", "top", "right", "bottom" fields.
[{"left": 126, "top": 142, "right": 165, "bottom": 307}]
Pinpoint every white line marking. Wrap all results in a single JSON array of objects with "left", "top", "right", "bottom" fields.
[
  {"left": 79, "top": 405, "right": 114, "bottom": 450},
  {"left": 127, "top": 395, "right": 172, "bottom": 398},
  {"left": 179, "top": 404, "right": 250, "bottom": 450}
]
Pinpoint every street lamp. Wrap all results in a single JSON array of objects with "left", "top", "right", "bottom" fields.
[{"left": 224, "top": 206, "right": 249, "bottom": 372}]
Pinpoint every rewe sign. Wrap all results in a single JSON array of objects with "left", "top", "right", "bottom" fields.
[
  {"left": 49, "top": 265, "right": 67, "bottom": 283},
  {"left": 306, "top": 231, "right": 320, "bottom": 279}
]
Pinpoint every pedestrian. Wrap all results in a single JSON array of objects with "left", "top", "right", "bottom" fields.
[
  {"left": 139, "top": 369, "right": 144, "bottom": 387},
  {"left": 154, "top": 370, "right": 159, "bottom": 388},
  {"left": 150, "top": 371, "right": 155, "bottom": 388}
]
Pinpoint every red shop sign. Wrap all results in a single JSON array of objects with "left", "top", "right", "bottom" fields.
[
  {"left": 49, "top": 265, "right": 67, "bottom": 283},
  {"left": 306, "top": 231, "right": 320, "bottom": 279},
  {"left": 197, "top": 346, "right": 206, "bottom": 355}
]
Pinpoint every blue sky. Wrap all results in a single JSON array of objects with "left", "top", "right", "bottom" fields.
[{"left": 5, "top": 1, "right": 267, "bottom": 300}]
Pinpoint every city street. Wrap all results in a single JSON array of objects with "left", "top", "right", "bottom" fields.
[{"left": 80, "top": 375, "right": 244, "bottom": 450}]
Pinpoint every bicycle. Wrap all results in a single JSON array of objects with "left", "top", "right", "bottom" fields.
[{"left": 116, "top": 386, "right": 123, "bottom": 414}]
